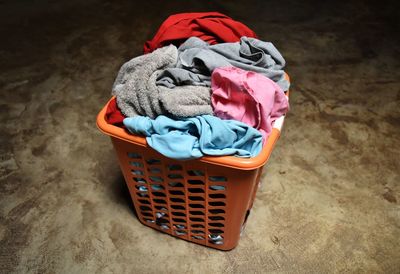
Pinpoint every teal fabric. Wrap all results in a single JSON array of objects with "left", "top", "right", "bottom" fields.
[{"left": 123, "top": 115, "right": 262, "bottom": 160}]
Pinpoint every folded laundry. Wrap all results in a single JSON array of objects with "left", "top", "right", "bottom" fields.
[
  {"left": 123, "top": 115, "right": 263, "bottom": 160},
  {"left": 143, "top": 12, "right": 257, "bottom": 54},
  {"left": 156, "top": 36, "right": 289, "bottom": 91},
  {"left": 211, "top": 67, "right": 289, "bottom": 140},
  {"left": 112, "top": 45, "right": 212, "bottom": 119}
]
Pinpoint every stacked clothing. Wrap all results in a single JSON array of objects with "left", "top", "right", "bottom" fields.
[{"left": 107, "top": 12, "right": 289, "bottom": 160}]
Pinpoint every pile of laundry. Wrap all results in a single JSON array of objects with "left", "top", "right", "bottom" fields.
[{"left": 106, "top": 12, "right": 289, "bottom": 160}]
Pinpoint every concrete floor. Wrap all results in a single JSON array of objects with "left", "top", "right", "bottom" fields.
[{"left": 1, "top": 0, "right": 399, "bottom": 273}]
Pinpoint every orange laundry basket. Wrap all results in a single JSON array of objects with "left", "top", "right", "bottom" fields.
[{"left": 97, "top": 77, "right": 289, "bottom": 251}]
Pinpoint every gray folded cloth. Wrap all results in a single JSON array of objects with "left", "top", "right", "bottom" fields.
[
  {"left": 156, "top": 36, "right": 290, "bottom": 91},
  {"left": 112, "top": 45, "right": 212, "bottom": 119}
]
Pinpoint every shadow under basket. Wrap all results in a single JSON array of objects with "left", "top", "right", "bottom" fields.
[{"left": 97, "top": 80, "right": 289, "bottom": 250}]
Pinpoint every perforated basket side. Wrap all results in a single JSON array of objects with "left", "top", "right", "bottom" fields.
[{"left": 111, "top": 137, "right": 261, "bottom": 250}]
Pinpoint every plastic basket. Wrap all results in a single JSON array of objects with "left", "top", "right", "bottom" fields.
[{"left": 97, "top": 77, "right": 289, "bottom": 250}]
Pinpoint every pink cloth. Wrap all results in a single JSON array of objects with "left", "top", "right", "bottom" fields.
[{"left": 211, "top": 66, "right": 289, "bottom": 140}]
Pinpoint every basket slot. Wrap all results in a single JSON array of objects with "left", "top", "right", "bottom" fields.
[
  {"left": 209, "top": 185, "right": 226, "bottom": 191},
  {"left": 127, "top": 152, "right": 142, "bottom": 159},
  {"left": 156, "top": 218, "right": 169, "bottom": 224},
  {"left": 169, "top": 194, "right": 186, "bottom": 199},
  {"left": 167, "top": 164, "right": 182, "bottom": 171},
  {"left": 208, "top": 209, "right": 225, "bottom": 214},
  {"left": 141, "top": 212, "right": 153, "bottom": 217},
  {"left": 149, "top": 176, "right": 164, "bottom": 183},
  {"left": 135, "top": 185, "right": 148, "bottom": 191},
  {"left": 187, "top": 170, "right": 205, "bottom": 176},
  {"left": 172, "top": 218, "right": 186, "bottom": 223},
  {"left": 155, "top": 212, "right": 169, "bottom": 218},
  {"left": 170, "top": 197, "right": 185, "bottom": 203},
  {"left": 144, "top": 218, "right": 155, "bottom": 223},
  {"left": 133, "top": 177, "right": 147, "bottom": 184},
  {"left": 152, "top": 192, "right": 166, "bottom": 197},
  {"left": 208, "top": 222, "right": 225, "bottom": 227},
  {"left": 191, "top": 235, "right": 205, "bottom": 240},
  {"left": 187, "top": 179, "right": 205, "bottom": 185},
  {"left": 135, "top": 192, "right": 149, "bottom": 198},
  {"left": 167, "top": 174, "right": 183, "bottom": 179},
  {"left": 173, "top": 224, "right": 187, "bottom": 229},
  {"left": 159, "top": 224, "right": 170, "bottom": 231},
  {"left": 129, "top": 161, "right": 144, "bottom": 168},
  {"left": 131, "top": 170, "right": 144, "bottom": 176},
  {"left": 208, "top": 193, "right": 226, "bottom": 199},
  {"left": 145, "top": 158, "right": 161, "bottom": 165},
  {"left": 167, "top": 171, "right": 184, "bottom": 176},
  {"left": 188, "top": 196, "right": 205, "bottom": 201},
  {"left": 188, "top": 203, "right": 205, "bottom": 209},
  {"left": 150, "top": 184, "right": 164, "bottom": 191},
  {"left": 167, "top": 182, "right": 184, "bottom": 188},
  {"left": 171, "top": 211, "right": 186, "bottom": 217},
  {"left": 208, "top": 216, "right": 224, "bottom": 221},
  {"left": 189, "top": 210, "right": 205, "bottom": 216},
  {"left": 188, "top": 188, "right": 205, "bottom": 194},
  {"left": 154, "top": 205, "right": 168, "bottom": 211},
  {"left": 148, "top": 167, "right": 162, "bottom": 174},
  {"left": 208, "top": 201, "right": 226, "bottom": 206},
  {"left": 208, "top": 205, "right": 226, "bottom": 210},
  {"left": 138, "top": 199, "right": 151, "bottom": 205},
  {"left": 208, "top": 229, "right": 224, "bottom": 234},
  {"left": 168, "top": 189, "right": 185, "bottom": 195},
  {"left": 139, "top": 205, "right": 152, "bottom": 211},
  {"left": 153, "top": 198, "right": 167, "bottom": 204},
  {"left": 208, "top": 176, "right": 227, "bottom": 182},
  {"left": 174, "top": 230, "right": 187, "bottom": 236},
  {"left": 189, "top": 217, "right": 205, "bottom": 222},
  {"left": 191, "top": 230, "right": 205, "bottom": 235},
  {"left": 170, "top": 209, "right": 186, "bottom": 215},
  {"left": 170, "top": 204, "right": 185, "bottom": 210},
  {"left": 191, "top": 223, "right": 205, "bottom": 228}
]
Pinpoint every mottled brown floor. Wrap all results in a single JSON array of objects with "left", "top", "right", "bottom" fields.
[{"left": 1, "top": 0, "right": 399, "bottom": 273}]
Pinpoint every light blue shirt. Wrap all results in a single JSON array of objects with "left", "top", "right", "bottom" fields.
[{"left": 123, "top": 115, "right": 262, "bottom": 160}]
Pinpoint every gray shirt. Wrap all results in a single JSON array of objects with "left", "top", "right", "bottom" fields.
[{"left": 156, "top": 36, "right": 289, "bottom": 91}]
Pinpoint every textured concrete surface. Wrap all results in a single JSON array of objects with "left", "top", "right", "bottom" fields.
[{"left": 1, "top": 0, "right": 399, "bottom": 273}]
